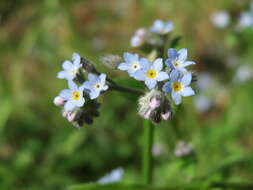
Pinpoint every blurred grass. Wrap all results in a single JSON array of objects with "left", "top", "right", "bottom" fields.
[{"left": 0, "top": 0, "right": 253, "bottom": 189}]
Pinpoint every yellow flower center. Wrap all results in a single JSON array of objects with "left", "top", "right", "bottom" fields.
[
  {"left": 131, "top": 62, "right": 140, "bottom": 71},
  {"left": 147, "top": 69, "right": 157, "bottom": 79},
  {"left": 172, "top": 82, "right": 183, "bottom": 92},
  {"left": 72, "top": 91, "right": 81, "bottom": 100},
  {"left": 173, "top": 60, "right": 182, "bottom": 68}
]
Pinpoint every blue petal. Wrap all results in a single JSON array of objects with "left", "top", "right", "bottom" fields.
[
  {"left": 170, "top": 70, "right": 180, "bottom": 82},
  {"left": 118, "top": 62, "right": 130, "bottom": 70},
  {"left": 162, "top": 82, "right": 172, "bottom": 93},
  {"left": 182, "top": 61, "right": 196, "bottom": 67},
  {"left": 167, "top": 48, "right": 177, "bottom": 60},
  {"left": 63, "top": 61, "right": 72, "bottom": 70},
  {"left": 145, "top": 79, "right": 157, "bottom": 89},
  {"left": 153, "top": 58, "right": 163, "bottom": 72},
  {"left": 102, "top": 84, "right": 109, "bottom": 91},
  {"left": 178, "top": 48, "right": 188, "bottom": 62},
  {"left": 64, "top": 100, "right": 76, "bottom": 111},
  {"left": 57, "top": 71, "right": 67, "bottom": 79},
  {"left": 76, "top": 97, "right": 85, "bottom": 107},
  {"left": 172, "top": 91, "right": 182, "bottom": 105},
  {"left": 99, "top": 74, "right": 106, "bottom": 85},
  {"left": 164, "top": 22, "right": 174, "bottom": 32},
  {"left": 140, "top": 58, "right": 150, "bottom": 70},
  {"left": 68, "top": 80, "right": 78, "bottom": 90},
  {"left": 150, "top": 20, "right": 164, "bottom": 32},
  {"left": 133, "top": 70, "right": 146, "bottom": 81},
  {"left": 88, "top": 73, "right": 98, "bottom": 82},
  {"left": 59, "top": 89, "right": 71, "bottom": 100},
  {"left": 90, "top": 90, "right": 100, "bottom": 99},
  {"left": 123, "top": 52, "right": 138, "bottom": 62},
  {"left": 82, "top": 81, "right": 92, "bottom": 90},
  {"left": 156, "top": 72, "right": 169, "bottom": 81},
  {"left": 72, "top": 53, "right": 81, "bottom": 67},
  {"left": 181, "top": 72, "right": 192, "bottom": 86},
  {"left": 181, "top": 87, "right": 195, "bottom": 97}
]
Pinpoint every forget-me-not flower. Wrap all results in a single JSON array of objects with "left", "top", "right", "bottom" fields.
[
  {"left": 150, "top": 20, "right": 174, "bottom": 35},
  {"left": 211, "top": 11, "right": 230, "bottom": 29},
  {"left": 82, "top": 73, "right": 109, "bottom": 99},
  {"left": 166, "top": 48, "right": 196, "bottom": 72},
  {"left": 57, "top": 53, "right": 82, "bottom": 80},
  {"left": 59, "top": 80, "right": 85, "bottom": 111},
  {"left": 162, "top": 70, "right": 195, "bottom": 105},
  {"left": 118, "top": 52, "right": 147, "bottom": 77},
  {"left": 134, "top": 58, "right": 169, "bottom": 89}
]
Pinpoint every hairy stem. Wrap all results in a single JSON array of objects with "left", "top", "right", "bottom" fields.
[{"left": 142, "top": 120, "right": 154, "bottom": 185}]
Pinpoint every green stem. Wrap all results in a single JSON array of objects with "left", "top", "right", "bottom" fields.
[{"left": 142, "top": 120, "right": 154, "bottom": 185}]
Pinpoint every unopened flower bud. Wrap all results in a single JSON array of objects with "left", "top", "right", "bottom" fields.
[
  {"left": 161, "top": 111, "right": 171, "bottom": 120},
  {"left": 149, "top": 95, "right": 161, "bottom": 110},
  {"left": 54, "top": 96, "right": 65, "bottom": 107},
  {"left": 67, "top": 112, "right": 77, "bottom": 122},
  {"left": 100, "top": 54, "right": 122, "bottom": 69},
  {"left": 62, "top": 110, "right": 69, "bottom": 118},
  {"left": 144, "top": 109, "right": 152, "bottom": 119},
  {"left": 131, "top": 28, "right": 148, "bottom": 47}
]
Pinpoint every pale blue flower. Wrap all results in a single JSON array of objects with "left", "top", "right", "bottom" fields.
[
  {"left": 134, "top": 58, "right": 169, "bottom": 89},
  {"left": 239, "top": 12, "right": 253, "bottom": 28},
  {"left": 82, "top": 73, "right": 109, "bottom": 99},
  {"left": 59, "top": 80, "right": 85, "bottom": 111},
  {"left": 162, "top": 70, "right": 195, "bottom": 105},
  {"left": 211, "top": 11, "right": 230, "bottom": 29},
  {"left": 98, "top": 168, "right": 124, "bottom": 184},
  {"left": 166, "top": 48, "right": 196, "bottom": 72},
  {"left": 150, "top": 20, "right": 174, "bottom": 35},
  {"left": 57, "top": 53, "right": 82, "bottom": 80},
  {"left": 118, "top": 52, "right": 147, "bottom": 77}
]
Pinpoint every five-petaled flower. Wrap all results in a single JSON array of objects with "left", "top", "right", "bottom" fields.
[
  {"left": 134, "top": 58, "right": 169, "bottom": 89},
  {"left": 118, "top": 53, "right": 147, "bottom": 77},
  {"left": 166, "top": 48, "right": 196, "bottom": 72},
  {"left": 82, "top": 73, "right": 109, "bottom": 99},
  {"left": 162, "top": 70, "right": 195, "bottom": 105},
  {"left": 59, "top": 80, "right": 85, "bottom": 111},
  {"left": 150, "top": 20, "right": 174, "bottom": 35},
  {"left": 57, "top": 53, "right": 82, "bottom": 80}
]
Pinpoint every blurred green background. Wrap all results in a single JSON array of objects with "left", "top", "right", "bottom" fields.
[{"left": 1, "top": 0, "right": 253, "bottom": 189}]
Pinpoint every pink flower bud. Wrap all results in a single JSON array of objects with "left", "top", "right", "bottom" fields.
[
  {"left": 149, "top": 96, "right": 161, "bottom": 110},
  {"left": 54, "top": 96, "right": 65, "bottom": 106},
  {"left": 144, "top": 109, "right": 152, "bottom": 119},
  {"left": 67, "top": 112, "right": 77, "bottom": 122},
  {"left": 161, "top": 111, "right": 171, "bottom": 120}
]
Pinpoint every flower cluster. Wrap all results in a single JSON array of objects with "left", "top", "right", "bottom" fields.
[
  {"left": 54, "top": 53, "right": 108, "bottom": 127},
  {"left": 118, "top": 20, "right": 197, "bottom": 123},
  {"left": 54, "top": 19, "right": 197, "bottom": 126}
]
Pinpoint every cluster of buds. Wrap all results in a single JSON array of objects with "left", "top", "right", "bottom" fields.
[{"left": 138, "top": 90, "right": 172, "bottom": 123}]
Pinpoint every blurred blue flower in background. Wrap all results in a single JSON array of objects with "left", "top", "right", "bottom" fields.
[
  {"left": 59, "top": 80, "right": 85, "bottom": 111},
  {"left": 162, "top": 70, "right": 195, "bottom": 105},
  {"left": 211, "top": 11, "right": 230, "bottom": 28},
  {"left": 98, "top": 168, "right": 124, "bottom": 184},
  {"left": 82, "top": 73, "right": 109, "bottom": 99},
  {"left": 166, "top": 48, "right": 196, "bottom": 72},
  {"left": 134, "top": 58, "right": 169, "bottom": 89},
  {"left": 238, "top": 1, "right": 253, "bottom": 28},
  {"left": 150, "top": 19, "right": 174, "bottom": 35},
  {"left": 57, "top": 53, "right": 82, "bottom": 80}
]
